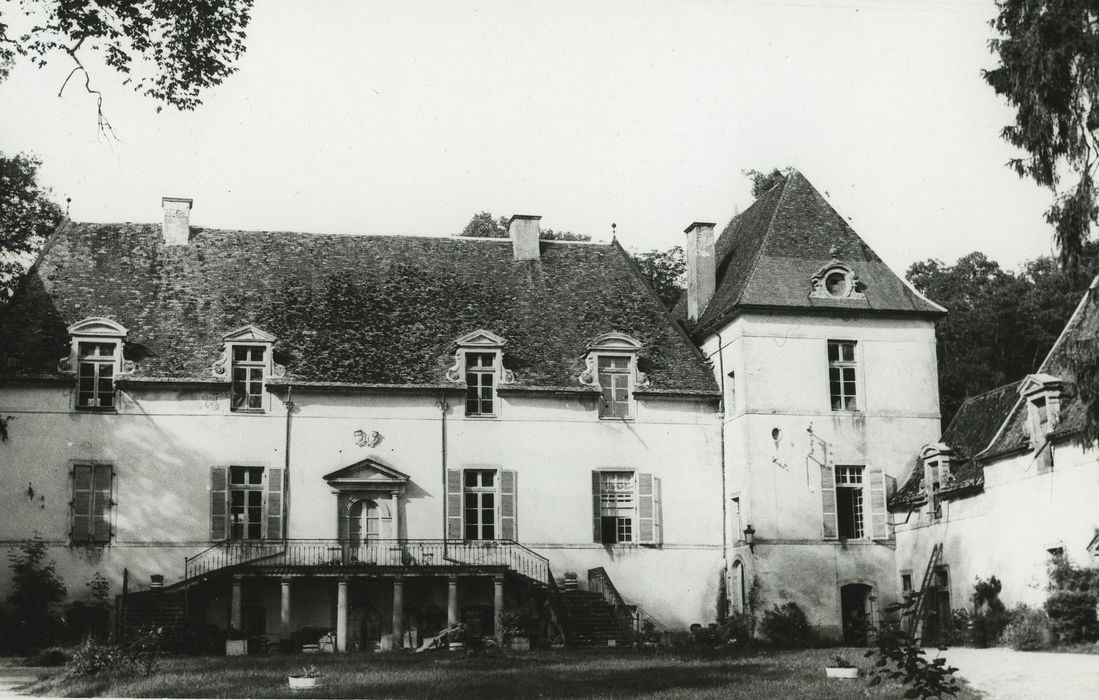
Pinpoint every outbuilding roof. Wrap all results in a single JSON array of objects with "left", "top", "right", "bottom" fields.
[{"left": 0, "top": 222, "right": 718, "bottom": 394}]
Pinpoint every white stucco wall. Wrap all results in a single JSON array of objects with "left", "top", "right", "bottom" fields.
[
  {"left": 699, "top": 312, "right": 941, "bottom": 636},
  {"left": 0, "top": 379, "right": 723, "bottom": 630},
  {"left": 895, "top": 439, "right": 1099, "bottom": 611}
]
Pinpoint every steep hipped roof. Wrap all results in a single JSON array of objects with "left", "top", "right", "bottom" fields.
[
  {"left": 0, "top": 223, "right": 717, "bottom": 394},
  {"left": 676, "top": 170, "right": 943, "bottom": 336},
  {"left": 889, "top": 381, "right": 1022, "bottom": 508}
]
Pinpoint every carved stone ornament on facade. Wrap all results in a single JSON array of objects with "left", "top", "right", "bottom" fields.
[
  {"left": 810, "top": 260, "right": 865, "bottom": 300},
  {"left": 577, "top": 331, "right": 650, "bottom": 388},
  {"left": 354, "top": 430, "right": 382, "bottom": 448},
  {"left": 58, "top": 317, "right": 135, "bottom": 374},
  {"left": 445, "top": 329, "right": 516, "bottom": 384}
]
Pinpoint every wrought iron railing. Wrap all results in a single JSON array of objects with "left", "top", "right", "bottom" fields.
[
  {"left": 589, "top": 566, "right": 639, "bottom": 643},
  {"left": 184, "top": 538, "right": 550, "bottom": 585}
]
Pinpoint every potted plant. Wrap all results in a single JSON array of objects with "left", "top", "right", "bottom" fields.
[
  {"left": 824, "top": 655, "right": 859, "bottom": 679},
  {"left": 288, "top": 665, "right": 323, "bottom": 689},
  {"left": 502, "top": 607, "right": 533, "bottom": 651},
  {"left": 225, "top": 628, "right": 247, "bottom": 656}
]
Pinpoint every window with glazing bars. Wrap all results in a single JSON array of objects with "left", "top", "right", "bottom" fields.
[
  {"left": 927, "top": 460, "right": 943, "bottom": 520},
  {"left": 77, "top": 342, "right": 117, "bottom": 410},
  {"left": 599, "top": 471, "right": 635, "bottom": 543},
  {"left": 465, "top": 353, "right": 496, "bottom": 416},
  {"left": 828, "top": 340, "right": 858, "bottom": 411},
  {"left": 464, "top": 469, "right": 497, "bottom": 540},
  {"left": 598, "top": 356, "right": 631, "bottom": 418},
  {"left": 231, "top": 345, "right": 266, "bottom": 411},
  {"left": 229, "top": 466, "right": 264, "bottom": 540},
  {"left": 835, "top": 465, "right": 865, "bottom": 538},
  {"left": 71, "top": 463, "right": 113, "bottom": 545}
]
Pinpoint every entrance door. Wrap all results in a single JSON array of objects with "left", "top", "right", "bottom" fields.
[{"left": 840, "top": 584, "right": 872, "bottom": 645}]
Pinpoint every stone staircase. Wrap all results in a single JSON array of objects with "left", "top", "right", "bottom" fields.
[
  {"left": 558, "top": 589, "right": 631, "bottom": 647},
  {"left": 119, "top": 588, "right": 187, "bottom": 633}
]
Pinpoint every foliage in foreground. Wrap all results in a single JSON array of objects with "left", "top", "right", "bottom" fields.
[
  {"left": 5, "top": 537, "right": 67, "bottom": 652},
  {"left": 0, "top": 151, "right": 64, "bottom": 300},
  {"left": 865, "top": 597, "right": 959, "bottom": 699},
  {"left": 1044, "top": 553, "right": 1099, "bottom": 644},
  {"left": 67, "top": 626, "right": 163, "bottom": 678}
]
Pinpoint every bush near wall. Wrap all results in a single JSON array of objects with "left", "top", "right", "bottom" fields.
[
  {"left": 758, "top": 602, "right": 816, "bottom": 648},
  {"left": 1000, "top": 605, "right": 1051, "bottom": 651},
  {"left": 1044, "top": 590, "right": 1099, "bottom": 644}
]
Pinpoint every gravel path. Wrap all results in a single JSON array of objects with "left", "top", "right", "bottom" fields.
[
  {"left": 940, "top": 647, "right": 1099, "bottom": 700},
  {"left": 0, "top": 667, "right": 51, "bottom": 697}
]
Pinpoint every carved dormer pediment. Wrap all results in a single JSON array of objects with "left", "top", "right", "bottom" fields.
[
  {"left": 454, "top": 329, "right": 507, "bottom": 348},
  {"left": 919, "top": 442, "right": 953, "bottom": 461},
  {"left": 222, "top": 324, "right": 277, "bottom": 343},
  {"left": 1018, "top": 373, "right": 1064, "bottom": 398},
  {"left": 67, "top": 317, "right": 128, "bottom": 338},
  {"left": 584, "top": 331, "right": 644, "bottom": 353},
  {"left": 323, "top": 458, "right": 411, "bottom": 490}
]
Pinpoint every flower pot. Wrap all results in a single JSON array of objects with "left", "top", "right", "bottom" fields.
[
  {"left": 507, "top": 636, "right": 530, "bottom": 651},
  {"left": 225, "top": 639, "right": 247, "bottom": 656},
  {"left": 825, "top": 667, "right": 859, "bottom": 679},
  {"left": 288, "top": 676, "right": 322, "bottom": 689}
]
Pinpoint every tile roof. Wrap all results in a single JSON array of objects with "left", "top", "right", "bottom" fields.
[
  {"left": 675, "top": 170, "right": 944, "bottom": 336},
  {"left": 0, "top": 223, "right": 718, "bottom": 394},
  {"left": 889, "top": 381, "right": 1021, "bottom": 509}
]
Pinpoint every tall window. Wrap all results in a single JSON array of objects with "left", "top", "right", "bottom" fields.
[
  {"left": 464, "top": 470, "right": 497, "bottom": 540},
  {"left": 598, "top": 356, "right": 632, "bottom": 419},
  {"left": 828, "top": 340, "right": 858, "bottom": 411},
  {"left": 77, "top": 342, "right": 118, "bottom": 410},
  {"left": 465, "top": 353, "right": 496, "bottom": 416},
  {"left": 229, "top": 466, "right": 264, "bottom": 540},
  {"left": 599, "top": 471, "right": 635, "bottom": 543},
  {"left": 231, "top": 345, "right": 267, "bottom": 411},
  {"left": 835, "top": 465, "right": 865, "bottom": 538},
  {"left": 926, "top": 460, "right": 943, "bottom": 520},
  {"left": 72, "top": 463, "right": 113, "bottom": 545}
]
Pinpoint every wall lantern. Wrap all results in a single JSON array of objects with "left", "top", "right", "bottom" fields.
[{"left": 743, "top": 523, "right": 756, "bottom": 553}]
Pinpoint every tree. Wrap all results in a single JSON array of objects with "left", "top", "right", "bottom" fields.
[
  {"left": 742, "top": 167, "right": 791, "bottom": 199},
  {"left": 1, "top": 152, "right": 64, "bottom": 301},
  {"left": 984, "top": 1, "right": 1099, "bottom": 269},
  {"left": 456, "top": 211, "right": 591, "bottom": 241},
  {"left": 6, "top": 537, "right": 67, "bottom": 650},
  {"left": 0, "top": 1, "right": 254, "bottom": 128},
  {"left": 632, "top": 246, "right": 685, "bottom": 309}
]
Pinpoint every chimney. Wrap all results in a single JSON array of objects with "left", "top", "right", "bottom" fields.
[
  {"left": 162, "top": 197, "right": 193, "bottom": 246},
  {"left": 684, "top": 221, "right": 717, "bottom": 322},
  {"left": 508, "top": 214, "right": 541, "bottom": 261}
]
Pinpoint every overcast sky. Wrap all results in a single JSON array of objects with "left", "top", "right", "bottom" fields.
[{"left": 0, "top": 0, "right": 1058, "bottom": 274}]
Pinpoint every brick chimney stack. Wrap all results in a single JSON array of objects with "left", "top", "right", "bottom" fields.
[
  {"left": 162, "top": 197, "right": 193, "bottom": 246},
  {"left": 684, "top": 221, "right": 717, "bottom": 322},
  {"left": 508, "top": 214, "right": 541, "bottom": 261}
]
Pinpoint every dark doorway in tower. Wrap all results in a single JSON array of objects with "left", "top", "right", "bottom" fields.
[{"left": 840, "top": 583, "right": 872, "bottom": 645}]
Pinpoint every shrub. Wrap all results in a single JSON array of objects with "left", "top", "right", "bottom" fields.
[
  {"left": 1000, "top": 605, "right": 1050, "bottom": 651},
  {"left": 759, "top": 602, "right": 815, "bottom": 647},
  {"left": 865, "top": 596, "right": 959, "bottom": 699},
  {"left": 6, "top": 538, "right": 67, "bottom": 651},
  {"left": 1044, "top": 590, "right": 1099, "bottom": 644},
  {"left": 67, "top": 625, "right": 163, "bottom": 678},
  {"left": 968, "top": 576, "right": 1011, "bottom": 647}
]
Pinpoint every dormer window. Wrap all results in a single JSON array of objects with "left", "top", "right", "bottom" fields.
[
  {"left": 920, "top": 443, "right": 952, "bottom": 522},
  {"left": 59, "top": 318, "right": 129, "bottom": 412},
  {"left": 811, "top": 261, "right": 865, "bottom": 300},
  {"left": 445, "top": 330, "right": 513, "bottom": 418},
  {"left": 579, "top": 332, "right": 650, "bottom": 420},
  {"left": 212, "top": 325, "right": 281, "bottom": 413}
]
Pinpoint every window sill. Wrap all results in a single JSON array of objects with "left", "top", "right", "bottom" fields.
[
  {"left": 598, "top": 415, "right": 635, "bottom": 422},
  {"left": 464, "top": 413, "right": 498, "bottom": 419},
  {"left": 230, "top": 408, "right": 267, "bottom": 415},
  {"left": 75, "top": 407, "right": 118, "bottom": 414}
]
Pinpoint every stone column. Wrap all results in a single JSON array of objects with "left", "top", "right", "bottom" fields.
[
  {"left": 493, "top": 575, "right": 505, "bottom": 645},
  {"left": 336, "top": 579, "right": 349, "bottom": 653},
  {"left": 280, "top": 578, "right": 292, "bottom": 638},
  {"left": 230, "top": 576, "right": 243, "bottom": 632},
  {"left": 447, "top": 576, "right": 459, "bottom": 628},
  {"left": 392, "top": 576, "right": 405, "bottom": 650},
  {"left": 391, "top": 490, "right": 401, "bottom": 539}
]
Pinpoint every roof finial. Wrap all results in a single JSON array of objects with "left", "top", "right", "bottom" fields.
[
  {"left": 65, "top": 197, "right": 71, "bottom": 217},
  {"left": 611, "top": 222, "right": 617, "bottom": 240}
]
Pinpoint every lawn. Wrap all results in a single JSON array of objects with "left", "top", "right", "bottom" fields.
[{"left": 27, "top": 647, "right": 981, "bottom": 699}]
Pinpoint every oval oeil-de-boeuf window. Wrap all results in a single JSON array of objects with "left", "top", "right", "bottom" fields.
[{"left": 825, "top": 270, "right": 849, "bottom": 297}]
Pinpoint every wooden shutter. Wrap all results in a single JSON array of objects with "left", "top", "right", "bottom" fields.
[
  {"left": 210, "top": 466, "right": 228, "bottom": 541},
  {"left": 266, "top": 467, "right": 284, "bottom": 540},
  {"left": 499, "top": 470, "right": 517, "bottom": 540},
  {"left": 91, "top": 465, "right": 112, "bottom": 543},
  {"left": 867, "top": 462, "right": 888, "bottom": 540},
  {"left": 592, "top": 471, "right": 602, "bottom": 543},
  {"left": 72, "top": 464, "right": 93, "bottom": 543},
  {"left": 652, "top": 477, "right": 663, "bottom": 545},
  {"left": 638, "top": 472, "right": 655, "bottom": 543},
  {"left": 820, "top": 462, "right": 838, "bottom": 539},
  {"left": 446, "top": 469, "right": 462, "bottom": 539}
]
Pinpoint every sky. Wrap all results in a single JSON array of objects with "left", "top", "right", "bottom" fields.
[{"left": 0, "top": 0, "right": 1060, "bottom": 275}]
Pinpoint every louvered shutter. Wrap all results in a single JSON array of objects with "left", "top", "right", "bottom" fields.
[
  {"left": 820, "top": 462, "right": 838, "bottom": 539},
  {"left": 210, "top": 466, "right": 228, "bottom": 540},
  {"left": 868, "top": 462, "right": 888, "bottom": 540},
  {"left": 72, "top": 464, "right": 93, "bottom": 543},
  {"left": 499, "top": 470, "right": 517, "bottom": 540},
  {"left": 652, "top": 477, "right": 663, "bottom": 545},
  {"left": 638, "top": 472, "right": 655, "bottom": 543},
  {"left": 91, "top": 465, "right": 112, "bottom": 543},
  {"left": 446, "top": 469, "right": 462, "bottom": 539},
  {"left": 266, "top": 467, "right": 284, "bottom": 540},
  {"left": 592, "top": 471, "right": 602, "bottom": 543}
]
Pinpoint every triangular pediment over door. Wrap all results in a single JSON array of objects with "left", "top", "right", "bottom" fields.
[{"left": 324, "top": 458, "right": 410, "bottom": 542}]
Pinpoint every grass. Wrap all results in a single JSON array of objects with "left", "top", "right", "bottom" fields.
[{"left": 26, "top": 647, "right": 982, "bottom": 699}]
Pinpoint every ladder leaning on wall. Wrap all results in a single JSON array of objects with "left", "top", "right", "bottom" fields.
[{"left": 906, "top": 542, "right": 943, "bottom": 641}]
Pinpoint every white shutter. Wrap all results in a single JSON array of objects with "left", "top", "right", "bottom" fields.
[{"left": 868, "top": 462, "right": 888, "bottom": 540}]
